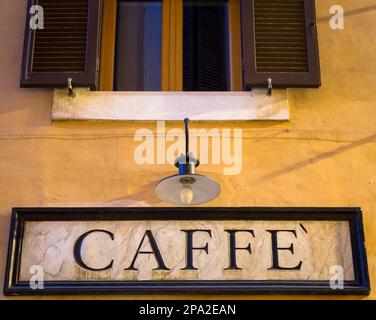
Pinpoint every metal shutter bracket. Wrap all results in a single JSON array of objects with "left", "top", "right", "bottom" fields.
[
  {"left": 67, "top": 78, "right": 75, "bottom": 97},
  {"left": 267, "top": 78, "right": 272, "bottom": 96}
]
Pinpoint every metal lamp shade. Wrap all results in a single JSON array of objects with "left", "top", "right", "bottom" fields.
[{"left": 155, "top": 174, "right": 221, "bottom": 206}]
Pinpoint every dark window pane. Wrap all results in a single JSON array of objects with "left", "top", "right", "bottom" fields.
[
  {"left": 115, "top": 1, "right": 162, "bottom": 91},
  {"left": 183, "top": 0, "right": 230, "bottom": 91}
]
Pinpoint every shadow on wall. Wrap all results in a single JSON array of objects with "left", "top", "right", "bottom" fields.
[
  {"left": 257, "top": 133, "right": 376, "bottom": 182},
  {"left": 97, "top": 181, "right": 163, "bottom": 207}
]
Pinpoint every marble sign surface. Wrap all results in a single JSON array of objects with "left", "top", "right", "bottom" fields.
[{"left": 19, "top": 220, "right": 355, "bottom": 282}]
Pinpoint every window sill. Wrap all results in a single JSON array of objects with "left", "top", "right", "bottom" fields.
[{"left": 52, "top": 89, "right": 289, "bottom": 121}]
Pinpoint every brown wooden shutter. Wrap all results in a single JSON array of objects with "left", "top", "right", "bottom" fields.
[
  {"left": 241, "top": 0, "right": 321, "bottom": 89},
  {"left": 21, "top": 0, "right": 102, "bottom": 90}
]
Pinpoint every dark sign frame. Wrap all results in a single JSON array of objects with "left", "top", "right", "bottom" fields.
[{"left": 4, "top": 207, "right": 370, "bottom": 296}]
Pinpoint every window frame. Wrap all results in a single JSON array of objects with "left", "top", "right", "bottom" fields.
[{"left": 99, "top": 0, "right": 243, "bottom": 91}]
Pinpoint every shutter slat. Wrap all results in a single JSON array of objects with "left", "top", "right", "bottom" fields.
[
  {"left": 31, "top": 0, "right": 88, "bottom": 73},
  {"left": 20, "top": 0, "right": 102, "bottom": 89},
  {"left": 254, "top": 0, "right": 309, "bottom": 73}
]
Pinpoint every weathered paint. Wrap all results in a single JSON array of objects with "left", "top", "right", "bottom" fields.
[{"left": 0, "top": 0, "right": 375, "bottom": 299}]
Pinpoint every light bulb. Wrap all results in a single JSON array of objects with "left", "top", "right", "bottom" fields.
[{"left": 180, "top": 184, "right": 193, "bottom": 205}]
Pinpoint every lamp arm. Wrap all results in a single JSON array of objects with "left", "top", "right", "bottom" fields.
[{"left": 184, "top": 118, "right": 190, "bottom": 163}]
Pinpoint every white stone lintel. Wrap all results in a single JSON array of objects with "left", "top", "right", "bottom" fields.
[{"left": 52, "top": 88, "right": 289, "bottom": 121}]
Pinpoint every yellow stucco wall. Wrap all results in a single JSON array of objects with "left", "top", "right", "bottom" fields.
[{"left": 0, "top": 0, "right": 375, "bottom": 299}]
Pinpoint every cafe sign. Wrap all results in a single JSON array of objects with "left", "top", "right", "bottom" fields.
[{"left": 4, "top": 208, "right": 370, "bottom": 295}]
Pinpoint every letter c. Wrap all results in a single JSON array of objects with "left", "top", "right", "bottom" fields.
[{"left": 73, "top": 229, "right": 114, "bottom": 271}]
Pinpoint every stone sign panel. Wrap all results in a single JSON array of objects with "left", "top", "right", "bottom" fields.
[{"left": 4, "top": 208, "right": 370, "bottom": 295}]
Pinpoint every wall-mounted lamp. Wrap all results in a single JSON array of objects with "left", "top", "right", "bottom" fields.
[{"left": 155, "top": 118, "right": 221, "bottom": 206}]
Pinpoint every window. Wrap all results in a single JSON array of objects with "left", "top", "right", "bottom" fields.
[
  {"left": 20, "top": 0, "right": 320, "bottom": 91},
  {"left": 114, "top": 1, "right": 163, "bottom": 91},
  {"left": 183, "top": 1, "right": 230, "bottom": 91},
  {"left": 101, "top": 0, "right": 242, "bottom": 91}
]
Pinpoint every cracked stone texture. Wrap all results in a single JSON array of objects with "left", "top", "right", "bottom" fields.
[{"left": 19, "top": 220, "right": 354, "bottom": 282}]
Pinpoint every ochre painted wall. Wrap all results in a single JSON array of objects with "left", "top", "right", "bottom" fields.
[{"left": 0, "top": 0, "right": 375, "bottom": 299}]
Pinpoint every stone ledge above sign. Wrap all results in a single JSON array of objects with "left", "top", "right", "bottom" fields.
[{"left": 4, "top": 208, "right": 370, "bottom": 296}]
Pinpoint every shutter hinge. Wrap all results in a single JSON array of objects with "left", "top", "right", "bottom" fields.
[{"left": 309, "top": 22, "right": 317, "bottom": 34}]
